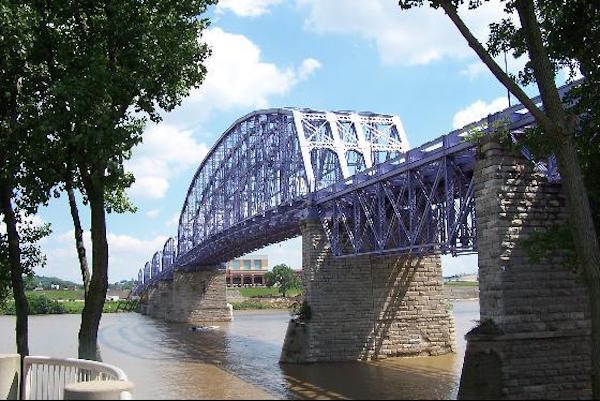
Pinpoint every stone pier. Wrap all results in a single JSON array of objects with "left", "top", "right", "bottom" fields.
[
  {"left": 147, "top": 280, "right": 172, "bottom": 320},
  {"left": 280, "top": 217, "right": 455, "bottom": 363},
  {"left": 146, "top": 285, "right": 159, "bottom": 317},
  {"left": 458, "top": 138, "right": 592, "bottom": 399},
  {"left": 165, "top": 269, "right": 232, "bottom": 324}
]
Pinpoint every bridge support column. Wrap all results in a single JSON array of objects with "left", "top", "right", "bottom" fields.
[
  {"left": 280, "top": 218, "right": 455, "bottom": 363},
  {"left": 458, "top": 138, "right": 592, "bottom": 399},
  {"left": 147, "top": 280, "right": 172, "bottom": 320},
  {"left": 157, "top": 280, "right": 173, "bottom": 321},
  {"left": 147, "top": 285, "right": 160, "bottom": 317},
  {"left": 167, "top": 269, "right": 232, "bottom": 324}
]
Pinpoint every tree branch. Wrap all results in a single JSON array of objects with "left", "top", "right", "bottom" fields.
[
  {"left": 514, "top": 0, "right": 567, "bottom": 129},
  {"left": 437, "top": 0, "right": 555, "bottom": 133}
]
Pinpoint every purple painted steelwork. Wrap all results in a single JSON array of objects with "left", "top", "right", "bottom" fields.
[
  {"left": 176, "top": 108, "right": 408, "bottom": 268},
  {"left": 134, "top": 82, "right": 577, "bottom": 294}
]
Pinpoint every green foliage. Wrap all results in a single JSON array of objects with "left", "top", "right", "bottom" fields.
[
  {"left": 265, "top": 264, "right": 301, "bottom": 297},
  {"left": 445, "top": 281, "right": 479, "bottom": 288},
  {"left": 291, "top": 300, "right": 312, "bottom": 321},
  {"left": 0, "top": 215, "right": 52, "bottom": 304},
  {"left": 463, "top": 125, "right": 487, "bottom": 144},
  {"left": 0, "top": 294, "right": 65, "bottom": 315},
  {"left": 231, "top": 300, "right": 272, "bottom": 311},
  {"left": 28, "top": 290, "right": 85, "bottom": 301},
  {"left": 24, "top": 276, "right": 82, "bottom": 291},
  {"left": 520, "top": 225, "right": 579, "bottom": 274},
  {"left": 0, "top": 298, "right": 124, "bottom": 315},
  {"left": 238, "top": 287, "right": 302, "bottom": 298}
]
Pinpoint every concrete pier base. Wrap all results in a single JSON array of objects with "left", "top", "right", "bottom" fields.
[{"left": 281, "top": 219, "right": 455, "bottom": 363}]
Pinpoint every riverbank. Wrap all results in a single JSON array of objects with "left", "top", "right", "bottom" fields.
[
  {"left": 0, "top": 293, "right": 134, "bottom": 316},
  {"left": 228, "top": 284, "right": 479, "bottom": 311}
]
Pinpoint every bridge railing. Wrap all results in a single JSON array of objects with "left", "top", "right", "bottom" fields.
[{"left": 22, "top": 356, "right": 130, "bottom": 400}]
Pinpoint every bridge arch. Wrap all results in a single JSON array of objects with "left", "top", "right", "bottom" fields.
[{"left": 176, "top": 108, "right": 409, "bottom": 267}]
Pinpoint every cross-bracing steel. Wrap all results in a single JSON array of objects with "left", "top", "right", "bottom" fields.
[{"left": 133, "top": 82, "right": 575, "bottom": 295}]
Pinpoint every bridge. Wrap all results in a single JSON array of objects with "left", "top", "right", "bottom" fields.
[{"left": 133, "top": 82, "right": 591, "bottom": 399}]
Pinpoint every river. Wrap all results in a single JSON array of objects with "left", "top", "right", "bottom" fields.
[{"left": 0, "top": 300, "right": 478, "bottom": 399}]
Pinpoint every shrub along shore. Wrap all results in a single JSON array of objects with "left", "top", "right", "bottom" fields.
[{"left": 0, "top": 293, "right": 133, "bottom": 316}]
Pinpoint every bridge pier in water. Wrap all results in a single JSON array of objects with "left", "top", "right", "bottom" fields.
[
  {"left": 280, "top": 218, "right": 456, "bottom": 363},
  {"left": 458, "top": 138, "right": 592, "bottom": 399},
  {"left": 166, "top": 270, "right": 232, "bottom": 324},
  {"left": 142, "top": 269, "right": 232, "bottom": 324}
]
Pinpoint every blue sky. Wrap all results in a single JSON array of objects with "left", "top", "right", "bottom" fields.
[{"left": 32, "top": 0, "right": 570, "bottom": 283}]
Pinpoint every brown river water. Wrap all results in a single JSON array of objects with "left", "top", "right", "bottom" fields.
[{"left": 0, "top": 300, "right": 479, "bottom": 399}]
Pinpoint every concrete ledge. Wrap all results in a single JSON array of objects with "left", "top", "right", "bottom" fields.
[
  {"left": 64, "top": 380, "right": 134, "bottom": 400},
  {"left": 0, "top": 354, "right": 20, "bottom": 400}
]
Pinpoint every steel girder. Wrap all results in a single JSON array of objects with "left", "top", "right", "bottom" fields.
[
  {"left": 176, "top": 108, "right": 408, "bottom": 268},
  {"left": 315, "top": 133, "right": 478, "bottom": 257},
  {"left": 132, "top": 81, "right": 577, "bottom": 294}
]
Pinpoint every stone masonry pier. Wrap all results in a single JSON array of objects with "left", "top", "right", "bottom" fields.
[
  {"left": 280, "top": 218, "right": 456, "bottom": 363},
  {"left": 144, "top": 269, "right": 232, "bottom": 325},
  {"left": 458, "top": 138, "right": 592, "bottom": 399}
]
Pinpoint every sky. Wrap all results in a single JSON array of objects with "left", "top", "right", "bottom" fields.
[{"left": 30, "top": 0, "right": 573, "bottom": 283}]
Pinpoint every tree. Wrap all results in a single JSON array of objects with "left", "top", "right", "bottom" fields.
[
  {"left": 397, "top": 0, "right": 600, "bottom": 394},
  {"left": 1, "top": 217, "right": 52, "bottom": 303},
  {"left": 0, "top": 1, "right": 58, "bottom": 357},
  {"left": 265, "top": 264, "right": 301, "bottom": 298},
  {"left": 39, "top": 0, "right": 217, "bottom": 360}
]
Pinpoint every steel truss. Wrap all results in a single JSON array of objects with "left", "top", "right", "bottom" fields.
[
  {"left": 316, "top": 135, "right": 477, "bottom": 257},
  {"left": 176, "top": 108, "right": 408, "bottom": 268},
  {"left": 133, "top": 82, "right": 577, "bottom": 294}
]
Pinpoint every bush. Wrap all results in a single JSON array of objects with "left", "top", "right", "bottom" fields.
[
  {"left": 28, "top": 294, "right": 66, "bottom": 314},
  {"left": 0, "top": 294, "right": 66, "bottom": 315},
  {"left": 291, "top": 300, "right": 312, "bottom": 321}
]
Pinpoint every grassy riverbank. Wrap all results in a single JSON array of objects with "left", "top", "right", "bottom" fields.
[
  {"left": 229, "top": 286, "right": 302, "bottom": 310},
  {"left": 0, "top": 293, "right": 133, "bottom": 316}
]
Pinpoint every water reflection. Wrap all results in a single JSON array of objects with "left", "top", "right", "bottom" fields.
[{"left": 0, "top": 301, "right": 479, "bottom": 400}]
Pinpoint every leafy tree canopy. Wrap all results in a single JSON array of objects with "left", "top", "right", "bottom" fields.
[
  {"left": 265, "top": 264, "right": 301, "bottom": 298},
  {"left": 0, "top": 214, "right": 51, "bottom": 305}
]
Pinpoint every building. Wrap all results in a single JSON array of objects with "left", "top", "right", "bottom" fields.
[{"left": 226, "top": 255, "right": 268, "bottom": 286}]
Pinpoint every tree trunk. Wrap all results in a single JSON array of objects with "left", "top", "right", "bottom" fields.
[
  {"left": 554, "top": 136, "right": 600, "bottom": 395},
  {"left": 515, "top": 1, "right": 600, "bottom": 396},
  {"left": 78, "top": 178, "right": 108, "bottom": 361},
  {"left": 0, "top": 180, "right": 29, "bottom": 357},
  {"left": 66, "top": 178, "right": 90, "bottom": 298}
]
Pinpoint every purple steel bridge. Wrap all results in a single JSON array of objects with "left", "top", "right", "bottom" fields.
[{"left": 132, "top": 83, "right": 573, "bottom": 296}]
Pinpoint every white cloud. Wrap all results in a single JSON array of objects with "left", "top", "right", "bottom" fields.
[
  {"left": 298, "top": 0, "right": 507, "bottom": 66},
  {"left": 460, "top": 62, "right": 489, "bottom": 80},
  {"left": 42, "top": 229, "right": 169, "bottom": 282},
  {"left": 216, "top": 0, "right": 282, "bottom": 17},
  {"left": 298, "top": 58, "right": 322, "bottom": 80},
  {"left": 189, "top": 27, "right": 321, "bottom": 111},
  {"left": 157, "top": 26, "right": 321, "bottom": 130},
  {"left": 453, "top": 97, "right": 508, "bottom": 129},
  {"left": 126, "top": 124, "right": 209, "bottom": 200},
  {"left": 0, "top": 212, "right": 45, "bottom": 236}
]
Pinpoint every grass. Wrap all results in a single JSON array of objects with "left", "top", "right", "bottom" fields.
[
  {"left": 231, "top": 298, "right": 297, "bottom": 311},
  {"left": 231, "top": 300, "right": 273, "bottom": 310},
  {"left": 0, "top": 298, "right": 130, "bottom": 316},
  {"left": 445, "top": 281, "right": 479, "bottom": 288},
  {"left": 27, "top": 290, "right": 85, "bottom": 301},
  {"left": 237, "top": 287, "right": 302, "bottom": 298}
]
